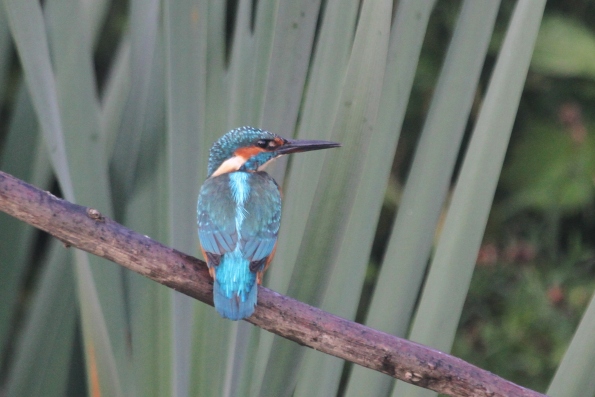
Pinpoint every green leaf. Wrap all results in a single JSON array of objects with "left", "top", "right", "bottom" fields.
[
  {"left": 5, "top": 241, "right": 76, "bottom": 397},
  {"left": 2, "top": 0, "right": 75, "bottom": 200},
  {"left": 250, "top": 1, "right": 359, "bottom": 394},
  {"left": 258, "top": 1, "right": 393, "bottom": 396},
  {"left": 188, "top": 3, "right": 233, "bottom": 396},
  {"left": 547, "top": 291, "right": 595, "bottom": 396},
  {"left": 0, "top": 5, "right": 11, "bottom": 102},
  {"left": 127, "top": 27, "right": 171, "bottom": 396},
  {"left": 0, "top": 86, "right": 49, "bottom": 358},
  {"left": 110, "top": 0, "right": 160, "bottom": 207},
  {"left": 393, "top": 1, "right": 546, "bottom": 396},
  {"left": 163, "top": 0, "right": 210, "bottom": 394},
  {"left": 4, "top": 0, "right": 131, "bottom": 394},
  {"left": 100, "top": 38, "right": 131, "bottom": 162},
  {"left": 226, "top": 0, "right": 260, "bottom": 128},
  {"left": 348, "top": 0, "right": 499, "bottom": 395},
  {"left": 46, "top": 0, "right": 134, "bottom": 393},
  {"left": 258, "top": 0, "right": 321, "bottom": 135},
  {"left": 124, "top": 124, "right": 173, "bottom": 397},
  {"left": 295, "top": 0, "right": 450, "bottom": 394}
]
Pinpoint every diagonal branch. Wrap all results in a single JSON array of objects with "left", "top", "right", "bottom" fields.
[{"left": 0, "top": 170, "right": 546, "bottom": 397}]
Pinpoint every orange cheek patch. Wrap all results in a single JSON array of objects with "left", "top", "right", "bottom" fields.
[{"left": 235, "top": 146, "right": 265, "bottom": 159}]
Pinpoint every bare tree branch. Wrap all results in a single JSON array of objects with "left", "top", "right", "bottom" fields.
[{"left": 0, "top": 170, "right": 546, "bottom": 397}]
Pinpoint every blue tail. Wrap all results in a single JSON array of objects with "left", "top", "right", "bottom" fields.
[{"left": 213, "top": 250, "right": 258, "bottom": 320}]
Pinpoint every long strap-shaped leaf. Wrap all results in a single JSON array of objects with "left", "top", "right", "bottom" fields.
[
  {"left": 163, "top": 1, "right": 209, "bottom": 395},
  {"left": 547, "top": 291, "right": 595, "bottom": 396},
  {"left": 123, "top": 83, "right": 171, "bottom": 397},
  {"left": 257, "top": 1, "right": 392, "bottom": 396},
  {"left": 1, "top": 0, "right": 75, "bottom": 199},
  {"left": 249, "top": 0, "right": 356, "bottom": 392},
  {"left": 188, "top": 2, "right": 233, "bottom": 397},
  {"left": 49, "top": 0, "right": 136, "bottom": 394},
  {"left": 5, "top": 241, "right": 76, "bottom": 397},
  {"left": 0, "top": 88, "right": 61, "bottom": 397},
  {"left": 0, "top": 87, "right": 48, "bottom": 361},
  {"left": 394, "top": 1, "right": 546, "bottom": 396},
  {"left": 191, "top": 2, "right": 257, "bottom": 397},
  {"left": 0, "top": 5, "right": 11, "bottom": 100},
  {"left": 299, "top": 0, "right": 439, "bottom": 395},
  {"left": 250, "top": 0, "right": 359, "bottom": 394},
  {"left": 349, "top": 1, "right": 499, "bottom": 395},
  {"left": 110, "top": 0, "right": 160, "bottom": 210},
  {"left": 3, "top": 0, "right": 129, "bottom": 395},
  {"left": 214, "top": 1, "right": 325, "bottom": 395}
]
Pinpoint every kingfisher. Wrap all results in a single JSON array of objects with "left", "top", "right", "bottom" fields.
[{"left": 197, "top": 126, "right": 340, "bottom": 320}]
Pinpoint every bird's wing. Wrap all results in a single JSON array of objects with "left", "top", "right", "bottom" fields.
[
  {"left": 197, "top": 176, "right": 239, "bottom": 257},
  {"left": 240, "top": 172, "right": 281, "bottom": 269},
  {"left": 197, "top": 172, "right": 281, "bottom": 273}
]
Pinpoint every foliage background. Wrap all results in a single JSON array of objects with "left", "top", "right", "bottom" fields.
[{"left": 0, "top": 0, "right": 594, "bottom": 396}]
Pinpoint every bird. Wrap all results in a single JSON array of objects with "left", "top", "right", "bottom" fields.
[{"left": 197, "top": 126, "right": 340, "bottom": 320}]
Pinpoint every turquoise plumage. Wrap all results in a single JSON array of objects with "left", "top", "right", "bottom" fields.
[{"left": 197, "top": 127, "right": 339, "bottom": 320}]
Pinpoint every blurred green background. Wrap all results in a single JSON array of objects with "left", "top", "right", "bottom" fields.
[
  {"left": 382, "top": 1, "right": 595, "bottom": 394},
  {"left": 0, "top": 0, "right": 594, "bottom": 396}
]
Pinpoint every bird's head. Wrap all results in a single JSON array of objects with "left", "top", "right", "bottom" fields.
[{"left": 207, "top": 126, "right": 340, "bottom": 177}]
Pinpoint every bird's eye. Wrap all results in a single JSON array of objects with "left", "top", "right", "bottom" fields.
[{"left": 256, "top": 139, "right": 279, "bottom": 149}]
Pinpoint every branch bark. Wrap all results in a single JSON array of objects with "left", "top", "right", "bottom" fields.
[{"left": 0, "top": 170, "right": 546, "bottom": 397}]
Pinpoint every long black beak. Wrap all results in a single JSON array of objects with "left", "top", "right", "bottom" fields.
[{"left": 276, "top": 139, "right": 341, "bottom": 155}]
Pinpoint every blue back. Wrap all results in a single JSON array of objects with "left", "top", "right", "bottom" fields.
[{"left": 197, "top": 171, "right": 281, "bottom": 319}]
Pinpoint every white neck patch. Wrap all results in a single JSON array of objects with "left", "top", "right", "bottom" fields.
[{"left": 211, "top": 155, "right": 248, "bottom": 177}]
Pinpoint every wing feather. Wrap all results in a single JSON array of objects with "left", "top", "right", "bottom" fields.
[
  {"left": 240, "top": 172, "right": 281, "bottom": 265},
  {"left": 197, "top": 175, "right": 238, "bottom": 261},
  {"left": 197, "top": 172, "right": 281, "bottom": 270}
]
